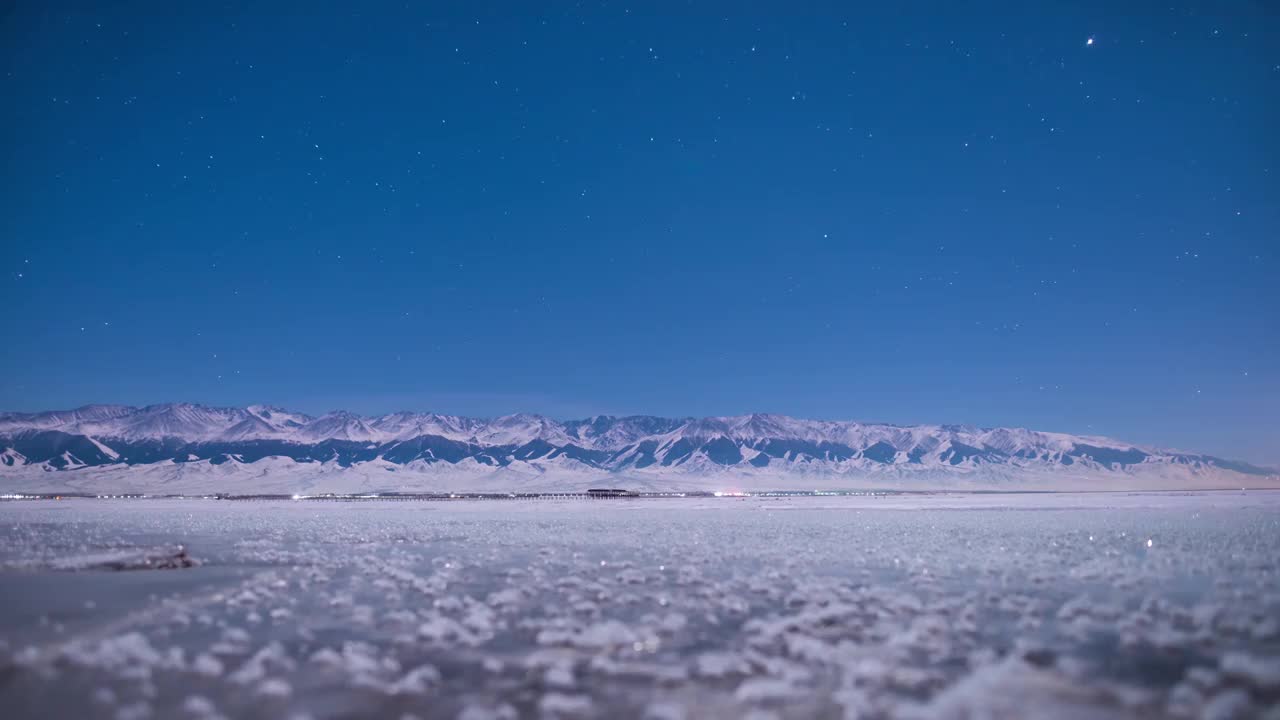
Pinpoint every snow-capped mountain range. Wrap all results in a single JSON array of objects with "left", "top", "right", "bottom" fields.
[{"left": 0, "top": 403, "right": 1274, "bottom": 494}]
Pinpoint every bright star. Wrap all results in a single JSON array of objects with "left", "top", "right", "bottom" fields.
[{"left": 1086, "top": 37, "right": 1094, "bottom": 46}]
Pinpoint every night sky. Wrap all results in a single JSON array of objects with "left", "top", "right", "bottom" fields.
[{"left": 2, "top": 2, "right": 1276, "bottom": 464}]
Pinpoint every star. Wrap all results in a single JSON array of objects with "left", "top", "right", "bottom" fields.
[{"left": 1086, "top": 37, "right": 1094, "bottom": 46}]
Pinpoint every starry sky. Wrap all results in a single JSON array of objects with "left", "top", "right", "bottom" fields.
[{"left": 2, "top": 2, "right": 1277, "bottom": 464}]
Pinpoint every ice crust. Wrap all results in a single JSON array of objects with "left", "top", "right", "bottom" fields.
[{"left": 0, "top": 492, "right": 1278, "bottom": 719}]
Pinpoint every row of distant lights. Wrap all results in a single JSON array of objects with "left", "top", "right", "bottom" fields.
[
  {"left": 716, "top": 490, "right": 882, "bottom": 497},
  {"left": 0, "top": 494, "right": 79, "bottom": 500},
  {"left": 0, "top": 494, "right": 213, "bottom": 501},
  {"left": 291, "top": 493, "right": 384, "bottom": 500},
  {"left": 296, "top": 491, "right": 890, "bottom": 500}
]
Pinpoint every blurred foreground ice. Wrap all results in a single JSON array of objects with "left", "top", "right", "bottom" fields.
[{"left": 1, "top": 492, "right": 1278, "bottom": 719}]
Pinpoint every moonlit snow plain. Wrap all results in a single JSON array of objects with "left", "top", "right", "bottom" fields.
[{"left": 2, "top": 493, "right": 1278, "bottom": 719}]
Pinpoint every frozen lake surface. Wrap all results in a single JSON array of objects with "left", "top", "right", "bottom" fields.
[{"left": 1, "top": 492, "right": 1278, "bottom": 719}]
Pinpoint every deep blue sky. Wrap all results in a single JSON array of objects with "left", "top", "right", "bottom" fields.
[{"left": 2, "top": 2, "right": 1277, "bottom": 463}]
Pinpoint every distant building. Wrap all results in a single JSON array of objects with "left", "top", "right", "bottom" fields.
[{"left": 586, "top": 488, "right": 639, "bottom": 498}]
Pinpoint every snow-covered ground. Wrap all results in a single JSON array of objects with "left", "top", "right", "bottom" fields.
[
  {"left": 5, "top": 455, "right": 1277, "bottom": 497},
  {"left": 1, "top": 492, "right": 1278, "bottom": 719}
]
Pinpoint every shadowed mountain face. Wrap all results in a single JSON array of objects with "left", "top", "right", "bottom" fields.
[{"left": 0, "top": 404, "right": 1273, "bottom": 481}]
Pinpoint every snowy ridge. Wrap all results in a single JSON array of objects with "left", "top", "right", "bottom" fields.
[{"left": 0, "top": 403, "right": 1275, "bottom": 493}]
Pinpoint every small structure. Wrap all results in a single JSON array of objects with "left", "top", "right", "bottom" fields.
[{"left": 586, "top": 488, "right": 639, "bottom": 498}]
